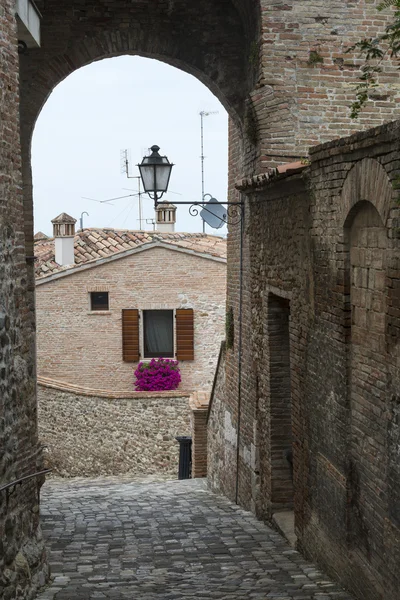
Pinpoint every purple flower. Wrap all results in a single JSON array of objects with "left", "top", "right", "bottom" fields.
[{"left": 134, "top": 358, "right": 181, "bottom": 392}]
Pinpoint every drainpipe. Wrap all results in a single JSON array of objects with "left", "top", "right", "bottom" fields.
[{"left": 235, "top": 199, "right": 245, "bottom": 504}]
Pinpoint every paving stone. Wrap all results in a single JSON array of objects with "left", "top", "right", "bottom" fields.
[{"left": 35, "top": 478, "right": 355, "bottom": 599}]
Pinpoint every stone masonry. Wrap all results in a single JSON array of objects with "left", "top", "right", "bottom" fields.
[
  {"left": 210, "top": 121, "right": 400, "bottom": 600},
  {"left": 37, "top": 382, "right": 191, "bottom": 478},
  {"left": 0, "top": 2, "right": 49, "bottom": 599}
]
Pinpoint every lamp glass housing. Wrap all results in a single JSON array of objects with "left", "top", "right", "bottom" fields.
[{"left": 138, "top": 145, "right": 173, "bottom": 195}]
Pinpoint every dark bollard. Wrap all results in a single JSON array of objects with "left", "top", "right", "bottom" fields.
[{"left": 175, "top": 436, "right": 192, "bottom": 480}]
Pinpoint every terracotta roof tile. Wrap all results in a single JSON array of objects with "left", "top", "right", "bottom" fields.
[{"left": 34, "top": 228, "right": 227, "bottom": 279}]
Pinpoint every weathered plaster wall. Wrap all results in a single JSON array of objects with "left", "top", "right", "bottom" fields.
[
  {"left": 0, "top": 3, "right": 48, "bottom": 599},
  {"left": 35, "top": 246, "right": 226, "bottom": 392},
  {"left": 209, "top": 120, "right": 400, "bottom": 600},
  {"left": 38, "top": 383, "right": 191, "bottom": 478}
]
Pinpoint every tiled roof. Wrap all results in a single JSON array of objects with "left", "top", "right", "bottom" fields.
[
  {"left": 235, "top": 161, "right": 307, "bottom": 191},
  {"left": 34, "top": 228, "right": 227, "bottom": 279}
]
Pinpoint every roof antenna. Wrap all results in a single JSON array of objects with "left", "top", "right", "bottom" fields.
[
  {"left": 80, "top": 211, "right": 89, "bottom": 231},
  {"left": 200, "top": 110, "right": 218, "bottom": 233},
  {"left": 121, "top": 149, "right": 144, "bottom": 229}
]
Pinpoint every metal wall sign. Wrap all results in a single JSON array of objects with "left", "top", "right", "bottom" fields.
[{"left": 200, "top": 196, "right": 226, "bottom": 229}]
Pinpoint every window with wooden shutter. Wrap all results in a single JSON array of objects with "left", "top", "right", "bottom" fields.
[
  {"left": 176, "top": 308, "right": 194, "bottom": 361},
  {"left": 122, "top": 309, "right": 139, "bottom": 362}
]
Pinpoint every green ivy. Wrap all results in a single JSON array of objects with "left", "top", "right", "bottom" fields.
[{"left": 346, "top": 0, "right": 400, "bottom": 118}]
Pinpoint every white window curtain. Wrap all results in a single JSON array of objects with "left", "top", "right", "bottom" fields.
[{"left": 143, "top": 310, "right": 174, "bottom": 358}]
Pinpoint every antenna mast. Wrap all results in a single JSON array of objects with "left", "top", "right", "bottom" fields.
[
  {"left": 200, "top": 111, "right": 218, "bottom": 233},
  {"left": 121, "top": 149, "right": 144, "bottom": 230}
]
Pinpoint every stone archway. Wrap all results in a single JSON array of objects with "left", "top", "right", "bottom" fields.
[{"left": 19, "top": 0, "right": 260, "bottom": 260}]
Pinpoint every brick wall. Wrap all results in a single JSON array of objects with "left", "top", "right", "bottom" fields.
[
  {"left": 38, "top": 382, "right": 191, "bottom": 478},
  {"left": 268, "top": 294, "right": 293, "bottom": 509},
  {"left": 0, "top": 2, "right": 49, "bottom": 598},
  {"left": 209, "top": 120, "right": 400, "bottom": 600},
  {"left": 189, "top": 392, "right": 210, "bottom": 478},
  {"left": 36, "top": 246, "right": 226, "bottom": 392},
  {"left": 256, "top": 0, "right": 400, "bottom": 166}
]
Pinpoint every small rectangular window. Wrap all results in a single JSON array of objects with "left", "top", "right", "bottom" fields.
[
  {"left": 90, "top": 292, "right": 109, "bottom": 311},
  {"left": 143, "top": 310, "right": 174, "bottom": 358}
]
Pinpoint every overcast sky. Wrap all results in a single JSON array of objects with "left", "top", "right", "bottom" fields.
[{"left": 32, "top": 55, "right": 229, "bottom": 237}]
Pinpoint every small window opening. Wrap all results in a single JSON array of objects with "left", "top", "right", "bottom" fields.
[
  {"left": 143, "top": 310, "right": 174, "bottom": 358},
  {"left": 90, "top": 292, "right": 109, "bottom": 311}
]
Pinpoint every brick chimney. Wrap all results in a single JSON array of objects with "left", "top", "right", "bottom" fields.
[
  {"left": 51, "top": 213, "right": 76, "bottom": 266},
  {"left": 155, "top": 202, "right": 176, "bottom": 233}
]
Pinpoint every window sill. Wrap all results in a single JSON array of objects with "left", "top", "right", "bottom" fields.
[
  {"left": 87, "top": 310, "right": 112, "bottom": 315},
  {"left": 142, "top": 356, "right": 175, "bottom": 361}
]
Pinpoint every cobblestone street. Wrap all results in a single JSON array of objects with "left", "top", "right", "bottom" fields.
[{"left": 36, "top": 477, "right": 354, "bottom": 600}]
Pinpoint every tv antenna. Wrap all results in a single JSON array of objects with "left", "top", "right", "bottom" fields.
[
  {"left": 82, "top": 149, "right": 182, "bottom": 230},
  {"left": 119, "top": 148, "right": 182, "bottom": 229},
  {"left": 200, "top": 111, "right": 219, "bottom": 233}
]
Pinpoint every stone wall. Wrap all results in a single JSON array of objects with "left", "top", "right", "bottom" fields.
[
  {"left": 38, "top": 381, "right": 191, "bottom": 478},
  {"left": 207, "top": 343, "right": 236, "bottom": 497},
  {"left": 35, "top": 246, "right": 226, "bottom": 392},
  {"left": 209, "top": 120, "right": 400, "bottom": 600},
  {"left": 0, "top": 3, "right": 49, "bottom": 599}
]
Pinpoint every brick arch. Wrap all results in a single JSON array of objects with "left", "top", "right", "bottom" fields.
[
  {"left": 19, "top": 0, "right": 259, "bottom": 258},
  {"left": 20, "top": 0, "right": 258, "bottom": 134},
  {"left": 341, "top": 158, "right": 393, "bottom": 228}
]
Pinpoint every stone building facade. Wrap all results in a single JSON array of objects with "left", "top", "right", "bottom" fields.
[
  {"left": 208, "top": 121, "right": 400, "bottom": 600},
  {"left": 35, "top": 226, "right": 227, "bottom": 393},
  {"left": 2, "top": 1, "right": 400, "bottom": 599}
]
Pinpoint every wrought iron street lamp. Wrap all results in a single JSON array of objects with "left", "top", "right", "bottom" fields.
[
  {"left": 137, "top": 145, "right": 174, "bottom": 208},
  {"left": 137, "top": 144, "right": 243, "bottom": 227}
]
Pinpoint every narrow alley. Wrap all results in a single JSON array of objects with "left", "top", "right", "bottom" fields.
[{"left": 36, "top": 477, "right": 354, "bottom": 600}]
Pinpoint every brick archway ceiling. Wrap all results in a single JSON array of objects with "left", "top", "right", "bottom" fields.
[{"left": 20, "top": 0, "right": 260, "bottom": 135}]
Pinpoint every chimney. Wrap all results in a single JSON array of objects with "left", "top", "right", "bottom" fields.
[
  {"left": 51, "top": 212, "right": 76, "bottom": 266},
  {"left": 155, "top": 202, "right": 177, "bottom": 233}
]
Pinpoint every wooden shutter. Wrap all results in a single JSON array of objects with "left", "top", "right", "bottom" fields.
[
  {"left": 176, "top": 308, "right": 194, "bottom": 361},
  {"left": 122, "top": 309, "right": 140, "bottom": 362}
]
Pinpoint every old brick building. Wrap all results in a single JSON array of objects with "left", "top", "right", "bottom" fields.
[
  {"left": 208, "top": 124, "right": 400, "bottom": 600},
  {"left": 2, "top": 1, "right": 400, "bottom": 599},
  {"left": 34, "top": 213, "right": 227, "bottom": 392}
]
